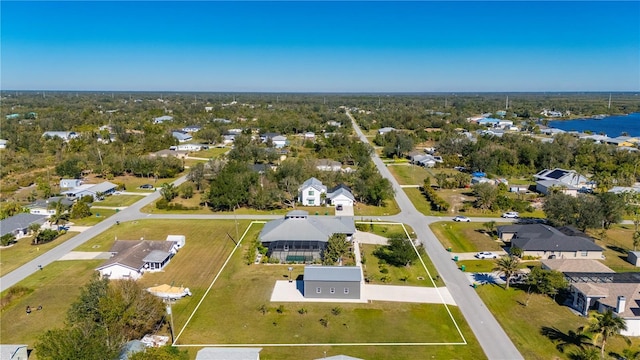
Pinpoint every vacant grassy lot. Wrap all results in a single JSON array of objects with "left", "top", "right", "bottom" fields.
[
  {"left": 196, "top": 147, "right": 229, "bottom": 159},
  {"left": 387, "top": 164, "right": 432, "bottom": 185},
  {"left": 430, "top": 222, "right": 506, "bottom": 253},
  {"left": 70, "top": 208, "right": 117, "bottom": 226},
  {"left": 403, "top": 187, "right": 434, "bottom": 215},
  {"left": 0, "top": 260, "right": 104, "bottom": 346},
  {"left": 476, "top": 284, "right": 640, "bottom": 360},
  {"left": 93, "top": 194, "right": 144, "bottom": 207},
  {"left": 457, "top": 259, "right": 537, "bottom": 273},
  {"left": 354, "top": 199, "right": 401, "bottom": 216},
  {"left": 0, "top": 231, "right": 79, "bottom": 277},
  {"left": 175, "top": 248, "right": 485, "bottom": 359},
  {"left": 360, "top": 244, "right": 443, "bottom": 287},
  {"left": 589, "top": 224, "right": 640, "bottom": 272}
]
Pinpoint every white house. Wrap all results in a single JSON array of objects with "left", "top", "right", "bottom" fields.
[
  {"left": 0, "top": 213, "right": 47, "bottom": 240},
  {"left": 172, "top": 143, "right": 206, "bottom": 151},
  {"left": 61, "top": 181, "right": 117, "bottom": 200},
  {"left": 172, "top": 131, "right": 193, "bottom": 143},
  {"left": 378, "top": 127, "right": 395, "bottom": 135},
  {"left": 326, "top": 184, "right": 355, "bottom": 207},
  {"left": 60, "top": 179, "right": 83, "bottom": 189},
  {"left": 272, "top": 135, "right": 287, "bottom": 148},
  {"left": 27, "top": 197, "right": 74, "bottom": 217},
  {"left": 299, "top": 177, "right": 327, "bottom": 206},
  {"left": 153, "top": 115, "right": 174, "bottom": 124},
  {"left": 42, "top": 131, "right": 78, "bottom": 142},
  {"left": 534, "top": 168, "right": 591, "bottom": 196},
  {"left": 0, "top": 139, "right": 7, "bottom": 149},
  {"left": 304, "top": 132, "right": 316, "bottom": 141},
  {"left": 96, "top": 239, "right": 180, "bottom": 280},
  {"left": 316, "top": 159, "right": 342, "bottom": 172},
  {"left": 182, "top": 125, "right": 202, "bottom": 133}
]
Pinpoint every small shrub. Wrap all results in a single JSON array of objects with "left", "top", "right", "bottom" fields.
[
  {"left": 298, "top": 307, "right": 307, "bottom": 315},
  {"left": 1, "top": 286, "right": 33, "bottom": 310},
  {"left": 331, "top": 307, "right": 342, "bottom": 316},
  {"left": 276, "top": 305, "right": 285, "bottom": 314},
  {"left": 319, "top": 317, "right": 329, "bottom": 328},
  {"left": 258, "top": 304, "right": 268, "bottom": 315},
  {"left": 379, "top": 266, "right": 389, "bottom": 274}
]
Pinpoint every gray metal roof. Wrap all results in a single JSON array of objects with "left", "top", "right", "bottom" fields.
[
  {"left": 327, "top": 188, "right": 355, "bottom": 202},
  {"left": 0, "top": 213, "right": 47, "bottom": 237},
  {"left": 0, "top": 345, "right": 28, "bottom": 360},
  {"left": 143, "top": 250, "right": 172, "bottom": 263},
  {"left": 304, "top": 266, "right": 362, "bottom": 282},
  {"left": 259, "top": 214, "right": 355, "bottom": 243},
  {"left": 196, "top": 347, "right": 262, "bottom": 360},
  {"left": 299, "top": 177, "right": 327, "bottom": 192},
  {"left": 88, "top": 181, "right": 117, "bottom": 194}
]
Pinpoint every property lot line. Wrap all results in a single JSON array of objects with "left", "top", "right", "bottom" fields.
[
  {"left": 177, "top": 342, "right": 468, "bottom": 347},
  {"left": 398, "top": 222, "right": 468, "bottom": 346},
  {"left": 173, "top": 220, "right": 266, "bottom": 345},
  {"left": 175, "top": 220, "right": 467, "bottom": 347}
]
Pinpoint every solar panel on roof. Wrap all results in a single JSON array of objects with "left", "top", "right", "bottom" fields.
[{"left": 546, "top": 169, "right": 568, "bottom": 179}]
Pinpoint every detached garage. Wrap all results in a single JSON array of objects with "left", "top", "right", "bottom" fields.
[
  {"left": 303, "top": 266, "right": 361, "bottom": 300},
  {"left": 327, "top": 184, "right": 355, "bottom": 207}
]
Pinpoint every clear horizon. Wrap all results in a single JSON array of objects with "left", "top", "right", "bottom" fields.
[{"left": 2, "top": 1, "right": 639, "bottom": 92}]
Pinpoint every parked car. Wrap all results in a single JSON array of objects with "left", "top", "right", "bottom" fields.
[
  {"left": 453, "top": 215, "right": 470, "bottom": 222},
  {"left": 502, "top": 211, "right": 519, "bottom": 218},
  {"left": 475, "top": 251, "right": 499, "bottom": 259},
  {"left": 139, "top": 184, "right": 154, "bottom": 190}
]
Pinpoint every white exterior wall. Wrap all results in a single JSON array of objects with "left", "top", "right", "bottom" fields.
[
  {"left": 300, "top": 186, "right": 324, "bottom": 206},
  {"left": 621, "top": 318, "right": 640, "bottom": 337},
  {"left": 30, "top": 208, "right": 56, "bottom": 217},
  {"left": 330, "top": 194, "right": 354, "bottom": 207},
  {"left": 98, "top": 264, "right": 142, "bottom": 280}
]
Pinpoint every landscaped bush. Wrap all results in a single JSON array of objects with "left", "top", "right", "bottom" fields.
[
  {"left": 34, "top": 229, "right": 60, "bottom": 244},
  {"left": 0, "top": 286, "right": 33, "bottom": 310},
  {"left": 422, "top": 183, "right": 450, "bottom": 212}
]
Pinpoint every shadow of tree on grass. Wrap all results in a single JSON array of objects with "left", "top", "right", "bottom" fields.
[{"left": 540, "top": 326, "right": 594, "bottom": 353}]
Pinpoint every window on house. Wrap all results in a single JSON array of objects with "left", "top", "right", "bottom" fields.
[
  {"left": 316, "top": 287, "right": 321, "bottom": 294},
  {"left": 344, "top": 288, "right": 349, "bottom": 294},
  {"left": 308, "top": 199, "right": 314, "bottom": 205},
  {"left": 308, "top": 190, "right": 314, "bottom": 196},
  {"left": 330, "top": 287, "right": 336, "bottom": 294},
  {"left": 581, "top": 251, "right": 588, "bottom": 257}
]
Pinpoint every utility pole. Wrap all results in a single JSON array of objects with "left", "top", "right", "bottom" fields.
[{"left": 166, "top": 301, "right": 175, "bottom": 344}]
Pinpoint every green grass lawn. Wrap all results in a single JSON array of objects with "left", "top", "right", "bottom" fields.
[
  {"left": 476, "top": 284, "right": 640, "bottom": 360},
  {"left": 387, "top": 164, "right": 432, "bottom": 185},
  {"left": 70, "top": 209, "right": 117, "bottom": 226},
  {"left": 195, "top": 147, "right": 229, "bottom": 158},
  {"left": 174, "top": 246, "right": 484, "bottom": 359},
  {"left": 588, "top": 224, "right": 640, "bottom": 273},
  {"left": 0, "top": 260, "right": 104, "bottom": 346},
  {"left": 403, "top": 187, "right": 434, "bottom": 215},
  {"left": 457, "top": 259, "right": 537, "bottom": 273},
  {"left": 113, "top": 174, "right": 184, "bottom": 192},
  {"left": 0, "top": 232, "right": 79, "bottom": 277},
  {"left": 360, "top": 244, "right": 443, "bottom": 287},
  {"left": 429, "top": 222, "right": 506, "bottom": 253},
  {"left": 354, "top": 200, "right": 401, "bottom": 216},
  {"left": 93, "top": 194, "right": 144, "bottom": 207}
]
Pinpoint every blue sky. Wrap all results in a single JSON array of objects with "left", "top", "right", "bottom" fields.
[{"left": 2, "top": 1, "right": 639, "bottom": 92}]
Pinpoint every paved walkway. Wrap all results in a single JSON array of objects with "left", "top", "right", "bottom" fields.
[{"left": 270, "top": 280, "right": 455, "bottom": 305}]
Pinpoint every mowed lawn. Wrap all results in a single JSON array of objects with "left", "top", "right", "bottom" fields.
[
  {"left": 175, "top": 248, "right": 486, "bottom": 360},
  {"left": 387, "top": 164, "right": 432, "bottom": 185},
  {"left": 0, "top": 260, "right": 104, "bottom": 345},
  {"left": 70, "top": 208, "right": 117, "bottom": 226},
  {"left": 93, "top": 194, "right": 144, "bottom": 207},
  {"left": 0, "top": 231, "right": 79, "bottom": 277},
  {"left": 476, "top": 284, "right": 640, "bottom": 360},
  {"left": 588, "top": 224, "right": 640, "bottom": 273},
  {"left": 429, "top": 222, "right": 506, "bottom": 253},
  {"left": 360, "top": 244, "right": 443, "bottom": 287}
]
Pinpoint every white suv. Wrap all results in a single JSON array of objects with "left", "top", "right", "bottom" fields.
[{"left": 502, "top": 212, "right": 519, "bottom": 218}]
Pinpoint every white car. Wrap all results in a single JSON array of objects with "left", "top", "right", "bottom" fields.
[
  {"left": 453, "top": 216, "right": 471, "bottom": 222},
  {"left": 475, "top": 251, "right": 499, "bottom": 259},
  {"left": 502, "top": 212, "right": 520, "bottom": 219}
]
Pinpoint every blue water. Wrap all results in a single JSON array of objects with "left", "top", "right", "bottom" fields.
[{"left": 548, "top": 113, "right": 640, "bottom": 137}]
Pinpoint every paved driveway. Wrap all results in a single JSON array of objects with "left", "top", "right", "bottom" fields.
[{"left": 270, "top": 280, "right": 455, "bottom": 305}]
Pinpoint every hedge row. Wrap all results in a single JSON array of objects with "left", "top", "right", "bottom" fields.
[{"left": 422, "top": 185, "right": 450, "bottom": 212}]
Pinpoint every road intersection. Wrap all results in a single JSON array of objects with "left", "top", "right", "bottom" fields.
[{"left": 1, "top": 114, "right": 524, "bottom": 359}]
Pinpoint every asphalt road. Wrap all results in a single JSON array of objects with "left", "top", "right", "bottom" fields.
[
  {"left": 346, "top": 111, "right": 524, "bottom": 360},
  {"left": 2, "top": 117, "right": 523, "bottom": 359}
]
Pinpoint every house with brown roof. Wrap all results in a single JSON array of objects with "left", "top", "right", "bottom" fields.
[{"left": 96, "top": 237, "right": 181, "bottom": 280}]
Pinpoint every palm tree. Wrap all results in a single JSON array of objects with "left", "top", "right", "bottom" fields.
[
  {"left": 633, "top": 231, "right": 640, "bottom": 252},
  {"left": 482, "top": 221, "right": 497, "bottom": 238},
  {"left": 582, "top": 310, "right": 630, "bottom": 360},
  {"left": 493, "top": 255, "right": 521, "bottom": 289}
]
